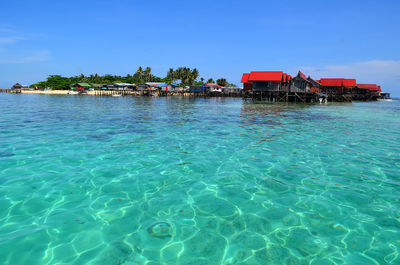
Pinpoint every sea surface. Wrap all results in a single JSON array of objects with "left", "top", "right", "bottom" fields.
[{"left": 0, "top": 94, "right": 399, "bottom": 265}]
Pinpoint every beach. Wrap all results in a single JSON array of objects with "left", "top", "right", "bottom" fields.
[{"left": 21, "top": 90, "right": 96, "bottom": 95}]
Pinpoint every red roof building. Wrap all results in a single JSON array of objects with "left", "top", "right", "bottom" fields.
[
  {"left": 206, "top": 84, "right": 222, "bottom": 87},
  {"left": 320, "top": 78, "right": 345, "bottom": 87},
  {"left": 241, "top": 73, "right": 250, "bottom": 83},
  {"left": 342, "top": 79, "right": 357, "bottom": 88},
  {"left": 357, "top": 84, "right": 378, "bottom": 90},
  {"left": 242, "top": 71, "right": 290, "bottom": 91},
  {"left": 320, "top": 78, "right": 357, "bottom": 88},
  {"left": 248, "top": 71, "right": 284, "bottom": 82},
  {"left": 241, "top": 73, "right": 253, "bottom": 91}
]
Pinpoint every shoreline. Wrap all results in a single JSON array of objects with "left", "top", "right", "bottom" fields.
[
  {"left": 17, "top": 90, "right": 243, "bottom": 98},
  {"left": 21, "top": 90, "right": 96, "bottom": 95}
]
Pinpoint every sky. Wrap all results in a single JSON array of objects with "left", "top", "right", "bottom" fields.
[{"left": 0, "top": 0, "right": 399, "bottom": 95}]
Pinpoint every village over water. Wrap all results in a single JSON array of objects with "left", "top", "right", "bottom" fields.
[{"left": 2, "top": 69, "right": 391, "bottom": 103}]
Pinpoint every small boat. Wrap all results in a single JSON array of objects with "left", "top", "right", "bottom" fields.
[
  {"left": 112, "top": 94, "right": 122, "bottom": 97},
  {"left": 68, "top": 91, "right": 79, "bottom": 95},
  {"left": 319, "top": 94, "right": 328, "bottom": 104}
]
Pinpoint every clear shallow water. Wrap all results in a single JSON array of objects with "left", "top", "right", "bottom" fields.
[{"left": 0, "top": 94, "right": 399, "bottom": 265}]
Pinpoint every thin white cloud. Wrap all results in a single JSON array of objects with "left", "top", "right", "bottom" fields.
[
  {"left": 299, "top": 60, "right": 400, "bottom": 95},
  {"left": 0, "top": 50, "right": 50, "bottom": 64},
  {"left": 301, "top": 60, "right": 400, "bottom": 82},
  {"left": 0, "top": 26, "right": 14, "bottom": 33},
  {"left": 0, "top": 28, "right": 50, "bottom": 64},
  {"left": 0, "top": 36, "right": 25, "bottom": 44}
]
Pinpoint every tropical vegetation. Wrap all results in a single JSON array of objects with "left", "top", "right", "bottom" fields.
[{"left": 30, "top": 66, "right": 237, "bottom": 89}]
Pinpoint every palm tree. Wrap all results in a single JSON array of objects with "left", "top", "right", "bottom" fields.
[
  {"left": 200, "top": 77, "right": 204, "bottom": 84},
  {"left": 206, "top": 78, "right": 214, "bottom": 84},
  {"left": 167, "top": 68, "right": 175, "bottom": 82},
  {"left": 176, "top": 67, "right": 183, "bottom": 82},
  {"left": 144, "top": 67, "right": 152, "bottom": 82},
  {"left": 135, "top": 66, "right": 144, "bottom": 83},
  {"left": 191, "top": 68, "right": 199, "bottom": 83}
]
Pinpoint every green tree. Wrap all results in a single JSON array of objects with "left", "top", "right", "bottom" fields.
[
  {"left": 190, "top": 68, "right": 199, "bottom": 85},
  {"left": 167, "top": 68, "right": 175, "bottom": 81},
  {"left": 46, "top": 75, "right": 72, "bottom": 90},
  {"left": 206, "top": 78, "right": 214, "bottom": 84},
  {"left": 134, "top": 66, "right": 144, "bottom": 83},
  {"left": 216, "top": 78, "right": 228, "bottom": 87},
  {"left": 144, "top": 67, "right": 152, "bottom": 82},
  {"left": 78, "top": 74, "right": 86, "bottom": 82}
]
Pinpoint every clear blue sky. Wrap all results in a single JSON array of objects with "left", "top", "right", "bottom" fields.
[{"left": 1, "top": 0, "right": 399, "bottom": 95}]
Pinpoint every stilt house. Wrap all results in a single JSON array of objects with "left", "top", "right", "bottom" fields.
[
  {"left": 290, "top": 71, "right": 316, "bottom": 92},
  {"left": 241, "top": 73, "right": 252, "bottom": 91},
  {"left": 246, "top": 71, "right": 291, "bottom": 91},
  {"left": 319, "top": 78, "right": 357, "bottom": 94}
]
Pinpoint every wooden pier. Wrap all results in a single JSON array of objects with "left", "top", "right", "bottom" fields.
[
  {"left": 157, "top": 90, "right": 242, "bottom": 97},
  {"left": 243, "top": 91, "right": 319, "bottom": 103},
  {"left": 242, "top": 91, "right": 354, "bottom": 103},
  {"left": 94, "top": 90, "right": 138, "bottom": 96}
]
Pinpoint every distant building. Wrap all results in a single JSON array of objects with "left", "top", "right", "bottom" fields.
[
  {"left": 319, "top": 78, "right": 357, "bottom": 94},
  {"left": 205, "top": 84, "right": 223, "bottom": 92},
  {"left": 189, "top": 85, "right": 206, "bottom": 93},
  {"left": 356, "top": 84, "right": 381, "bottom": 95},
  {"left": 223, "top": 87, "right": 242, "bottom": 94},
  {"left": 12, "top": 83, "right": 22, "bottom": 90},
  {"left": 71, "top": 83, "right": 92, "bottom": 90},
  {"left": 145, "top": 82, "right": 171, "bottom": 91},
  {"left": 106, "top": 83, "right": 136, "bottom": 90},
  {"left": 137, "top": 84, "right": 150, "bottom": 91}
]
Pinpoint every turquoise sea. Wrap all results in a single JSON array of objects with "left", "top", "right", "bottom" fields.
[{"left": 0, "top": 94, "right": 399, "bottom": 265}]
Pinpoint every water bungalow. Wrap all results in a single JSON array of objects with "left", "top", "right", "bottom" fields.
[
  {"left": 319, "top": 79, "right": 356, "bottom": 94},
  {"left": 247, "top": 71, "right": 291, "bottom": 91},
  {"left": 316, "top": 79, "right": 356, "bottom": 101},
  {"left": 290, "top": 71, "right": 312, "bottom": 92},
  {"left": 241, "top": 73, "right": 252, "bottom": 91},
  {"left": 354, "top": 84, "right": 381, "bottom": 101}
]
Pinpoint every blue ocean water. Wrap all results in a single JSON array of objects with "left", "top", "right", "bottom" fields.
[{"left": 0, "top": 94, "right": 399, "bottom": 265}]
